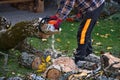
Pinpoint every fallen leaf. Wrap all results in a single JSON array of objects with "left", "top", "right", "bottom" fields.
[
  {"left": 107, "top": 47, "right": 112, "bottom": 50},
  {"left": 96, "top": 33, "right": 99, "bottom": 36},
  {"left": 56, "top": 38, "right": 61, "bottom": 42},
  {"left": 67, "top": 41, "right": 70, "bottom": 44},
  {"left": 12, "top": 72, "right": 15, "bottom": 75},
  {"left": 110, "top": 29, "right": 115, "bottom": 32},
  {"left": 96, "top": 42, "right": 102, "bottom": 46},
  {"left": 42, "top": 39, "right": 47, "bottom": 41},
  {"left": 94, "top": 51, "right": 99, "bottom": 54},
  {"left": 100, "top": 35, "right": 105, "bottom": 38}
]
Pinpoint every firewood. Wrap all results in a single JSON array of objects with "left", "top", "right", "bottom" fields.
[
  {"left": 43, "top": 57, "right": 79, "bottom": 80},
  {"left": 52, "top": 57, "right": 78, "bottom": 72},
  {"left": 0, "top": 17, "right": 51, "bottom": 50},
  {"left": 44, "top": 65, "right": 62, "bottom": 80},
  {"left": 101, "top": 52, "right": 120, "bottom": 70},
  {"left": 101, "top": 52, "right": 120, "bottom": 69},
  {"left": 19, "top": 52, "right": 42, "bottom": 70},
  {"left": 43, "top": 56, "right": 101, "bottom": 80}
]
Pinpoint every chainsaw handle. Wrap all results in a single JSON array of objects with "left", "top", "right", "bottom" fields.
[{"left": 38, "top": 17, "right": 50, "bottom": 33}]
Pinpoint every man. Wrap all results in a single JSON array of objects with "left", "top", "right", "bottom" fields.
[{"left": 47, "top": 0, "right": 105, "bottom": 66}]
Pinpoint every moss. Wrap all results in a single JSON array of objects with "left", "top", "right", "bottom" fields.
[{"left": 0, "top": 21, "right": 35, "bottom": 50}]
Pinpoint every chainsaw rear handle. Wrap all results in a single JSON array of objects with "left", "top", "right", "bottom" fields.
[{"left": 37, "top": 17, "right": 50, "bottom": 33}]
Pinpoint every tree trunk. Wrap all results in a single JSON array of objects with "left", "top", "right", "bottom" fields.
[
  {"left": 0, "top": 21, "right": 36, "bottom": 50},
  {"left": 0, "top": 17, "right": 51, "bottom": 51}
]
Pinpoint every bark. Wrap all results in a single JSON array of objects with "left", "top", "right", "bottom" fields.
[
  {"left": 45, "top": 65, "right": 62, "bottom": 80},
  {"left": 101, "top": 52, "right": 120, "bottom": 71},
  {"left": 19, "top": 52, "right": 43, "bottom": 69},
  {"left": 0, "top": 17, "right": 51, "bottom": 51},
  {"left": 0, "top": 21, "right": 37, "bottom": 50},
  {"left": 100, "top": 52, "right": 120, "bottom": 80},
  {"left": 43, "top": 57, "right": 78, "bottom": 80}
]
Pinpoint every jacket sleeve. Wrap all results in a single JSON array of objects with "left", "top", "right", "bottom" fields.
[{"left": 56, "top": 0, "right": 75, "bottom": 20}]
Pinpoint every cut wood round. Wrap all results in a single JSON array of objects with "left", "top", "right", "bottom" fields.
[
  {"left": 52, "top": 57, "right": 78, "bottom": 72},
  {"left": 101, "top": 52, "right": 120, "bottom": 70},
  {"left": 46, "top": 68, "right": 61, "bottom": 80},
  {"left": 43, "top": 57, "right": 79, "bottom": 80},
  {"left": 44, "top": 65, "right": 62, "bottom": 80},
  {"left": 19, "top": 52, "right": 42, "bottom": 70}
]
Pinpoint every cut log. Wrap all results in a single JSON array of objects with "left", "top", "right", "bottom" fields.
[
  {"left": 101, "top": 52, "right": 120, "bottom": 71},
  {"left": 0, "top": 17, "right": 51, "bottom": 51},
  {"left": 52, "top": 57, "right": 78, "bottom": 72},
  {"left": 43, "top": 57, "right": 79, "bottom": 80},
  {"left": 43, "top": 56, "right": 102, "bottom": 80},
  {"left": 19, "top": 52, "right": 42, "bottom": 70},
  {"left": 44, "top": 65, "right": 62, "bottom": 80},
  {"left": 0, "top": 21, "right": 37, "bottom": 50}
]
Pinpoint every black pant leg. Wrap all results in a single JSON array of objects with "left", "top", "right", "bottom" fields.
[{"left": 75, "top": 3, "right": 104, "bottom": 61}]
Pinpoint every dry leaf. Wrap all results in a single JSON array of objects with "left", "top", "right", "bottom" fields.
[
  {"left": 107, "top": 47, "right": 112, "bottom": 50},
  {"left": 42, "top": 39, "right": 47, "bottom": 41},
  {"left": 56, "top": 38, "right": 61, "bottom": 42},
  {"left": 96, "top": 42, "right": 102, "bottom": 46}
]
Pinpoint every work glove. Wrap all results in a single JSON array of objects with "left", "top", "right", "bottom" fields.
[
  {"left": 48, "top": 18, "right": 62, "bottom": 30},
  {"left": 39, "top": 16, "right": 62, "bottom": 35},
  {"left": 49, "top": 15, "right": 62, "bottom": 29},
  {"left": 43, "top": 19, "right": 62, "bottom": 35},
  {"left": 50, "top": 15, "right": 58, "bottom": 20}
]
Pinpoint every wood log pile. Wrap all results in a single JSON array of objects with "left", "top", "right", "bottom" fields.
[
  {"left": 17, "top": 51, "right": 120, "bottom": 80},
  {"left": 0, "top": 16, "right": 52, "bottom": 73}
]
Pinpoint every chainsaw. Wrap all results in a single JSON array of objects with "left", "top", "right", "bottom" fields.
[{"left": 37, "top": 17, "right": 61, "bottom": 35}]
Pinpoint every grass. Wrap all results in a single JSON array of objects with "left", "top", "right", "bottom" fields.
[{"left": 0, "top": 13, "right": 120, "bottom": 77}]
